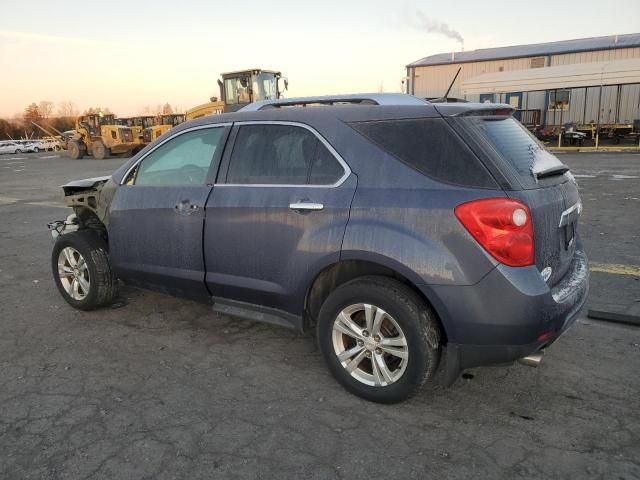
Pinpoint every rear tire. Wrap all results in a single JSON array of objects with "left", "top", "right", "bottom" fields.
[
  {"left": 51, "top": 230, "right": 117, "bottom": 311},
  {"left": 92, "top": 141, "right": 109, "bottom": 160},
  {"left": 68, "top": 141, "right": 84, "bottom": 160},
  {"left": 317, "top": 276, "right": 441, "bottom": 403}
]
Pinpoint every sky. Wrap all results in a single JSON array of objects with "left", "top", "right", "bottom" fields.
[{"left": 1, "top": 0, "right": 639, "bottom": 118}]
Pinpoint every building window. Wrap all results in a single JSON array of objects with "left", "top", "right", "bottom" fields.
[
  {"left": 549, "top": 90, "right": 570, "bottom": 111},
  {"left": 530, "top": 57, "right": 546, "bottom": 68},
  {"left": 479, "top": 93, "right": 495, "bottom": 104}
]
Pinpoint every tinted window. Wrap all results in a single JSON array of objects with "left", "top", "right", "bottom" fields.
[
  {"left": 350, "top": 118, "right": 496, "bottom": 188},
  {"left": 309, "top": 145, "right": 344, "bottom": 185},
  {"left": 464, "top": 117, "right": 566, "bottom": 180},
  {"left": 226, "top": 124, "right": 343, "bottom": 185},
  {"left": 132, "top": 127, "right": 224, "bottom": 186}
]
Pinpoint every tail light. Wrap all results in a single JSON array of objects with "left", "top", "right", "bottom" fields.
[{"left": 455, "top": 198, "right": 534, "bottom": 267}]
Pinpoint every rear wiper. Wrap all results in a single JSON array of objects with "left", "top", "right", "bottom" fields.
[{"left": 535, "top": 164, "right": 569, "bottom": 179}]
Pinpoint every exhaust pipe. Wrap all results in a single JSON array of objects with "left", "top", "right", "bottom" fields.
[{"left": 518, "top": 351, "right": 544, "bottom": 368}]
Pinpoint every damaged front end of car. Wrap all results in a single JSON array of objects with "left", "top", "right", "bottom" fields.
[{"left": 47, "top": 175, "right": 117, "bottom": 240}]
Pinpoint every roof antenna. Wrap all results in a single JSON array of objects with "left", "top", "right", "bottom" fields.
[{"left": 432, "top": 67, "right": 462, "bottom": 103}]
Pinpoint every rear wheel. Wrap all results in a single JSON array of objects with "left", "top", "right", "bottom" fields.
[
  {"left": 92, "top": 141, "right": 109, "bottom": 160},
  {"left": 68, "top": 141, "right": 84, "bottom": 160},
  {"left": 317, "top": 276, "right": 441, "bottom": 403},
  {"left": 51, "top": 230, "right": 117, "bottom": 310},
  {"left": 15, "top": 149, "right": 22, "bottom": 154}
]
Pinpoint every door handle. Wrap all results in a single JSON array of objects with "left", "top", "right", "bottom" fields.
[
  {"left": 289, "top": 202, "right": 324, "bottom": 211},
  {"left": 175, "top": 200, "right": 199, "bottom": 215}
]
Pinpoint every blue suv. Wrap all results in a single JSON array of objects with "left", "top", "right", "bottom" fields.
[{"left": 49, "top": 94, "right": 588, "bottom": 403}]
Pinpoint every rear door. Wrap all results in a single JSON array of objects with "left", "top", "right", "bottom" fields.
[
  {"left": 203, "top": 121, "right": 356, "bottom": 316},
  {"left": 108, "top": 124, "right": 229, "bottom": 300}
]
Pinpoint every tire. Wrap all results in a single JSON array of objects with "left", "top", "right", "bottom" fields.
[
  {"left": 15, "top": 149, "right": 22, "bottom": 154},
  {"left": 34, "top": 147, "right": 40, "bottom": 153},
  {"left": 51, "top": 230, "right": 117, "bottom": 311},
  {"left": 317, "top": 276, "right": 441, "bottom": 403},
  {"left": 92, "top": 141, "right": 109, "bottom": 160},
  {"left": 68, "top": 141, "right": 84, "bottom": 160}
]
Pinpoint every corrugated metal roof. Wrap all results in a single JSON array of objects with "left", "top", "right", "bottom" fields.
[{"left": 407, "top": 33, "right": 640, "bottom": 68}]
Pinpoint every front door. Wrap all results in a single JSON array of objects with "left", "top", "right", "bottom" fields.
[
  {"left": 108, "top": 125, "right": 229, "bottom": 300},
  {"left": 203, "top": 122, "right": 356, "bottom": 317}
]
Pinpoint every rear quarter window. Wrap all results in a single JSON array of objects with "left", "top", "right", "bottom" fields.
[{"left": 349, "top": 118, "right": 497, "bottom": 188}]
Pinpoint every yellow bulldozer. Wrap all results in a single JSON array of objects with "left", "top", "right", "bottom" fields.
[
  {"left": 186, "top": 68, "right": 287, "bottom": 120},
  {"left": 68, "top": 113, "right": 140, "bottom": 160},
  {"left": 143, "top": 114, "right": 185, "bottom": 143}
]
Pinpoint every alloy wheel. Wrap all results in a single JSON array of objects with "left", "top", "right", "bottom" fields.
[
  {"left": 331, "top": 303, "right": 408, "bottom": 387},
  {"left": 57, "top": 247, "right": 90, "bottom": 300}
]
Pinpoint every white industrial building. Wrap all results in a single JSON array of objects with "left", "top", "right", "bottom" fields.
[{"left": 406, "top": 33, "right": 640, "bottom": 129}]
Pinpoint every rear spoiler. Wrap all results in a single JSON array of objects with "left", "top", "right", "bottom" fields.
[{"left": 434, "top": 103, "right": 515, "bottom": 117}]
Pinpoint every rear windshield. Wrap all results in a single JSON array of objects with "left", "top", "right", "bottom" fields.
[
  {"left": 349, "top": 118, "right": 497, "bottom": 188},
  {"left": 453, "top": 116, "right": 569, "bottom": 189}
]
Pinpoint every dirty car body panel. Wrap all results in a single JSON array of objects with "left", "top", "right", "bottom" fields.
[{"left": 56, "top": 99, "right": 589, "bottom": 384}]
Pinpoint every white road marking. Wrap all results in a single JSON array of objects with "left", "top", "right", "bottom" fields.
[
  {"left": 39, "top": 155, "right": 60, "bottom": 159},
  {"left": 611, "top": 174, "right": 639, "bottom": 180},
  {"left": 574, "top": 174, "right": 596, "bottom": 178}
]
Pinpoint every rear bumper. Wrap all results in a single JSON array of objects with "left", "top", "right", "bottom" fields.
[{"left": 422, "top": 248, "right": 589, "bottom": 384}]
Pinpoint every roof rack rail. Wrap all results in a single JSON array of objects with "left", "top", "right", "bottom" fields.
[{"left": 239, "top": 93, "right": 429, "bottom": 112}]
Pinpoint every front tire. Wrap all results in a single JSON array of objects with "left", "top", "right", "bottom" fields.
[
  {"left": 317, "top": 276, "right": 441, "bottom": 403},
  {"left": 51, "top": 230, "right": 117, "bottom": 310}
]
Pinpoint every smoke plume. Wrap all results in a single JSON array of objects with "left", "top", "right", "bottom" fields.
[{"left": 412, "top": 11, "right": 464, "bottom": 46}]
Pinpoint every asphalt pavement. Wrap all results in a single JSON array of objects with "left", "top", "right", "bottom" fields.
[{"left": 0, "top": 151, "right": 639, "bottom": 479}]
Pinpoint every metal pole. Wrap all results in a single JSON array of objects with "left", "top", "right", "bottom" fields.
[
  {"left": 582, "top": 87, "right": 587, "bottom": 125},
  {"left": 595, "top": 85, "right": 603, "bottom": 149}
]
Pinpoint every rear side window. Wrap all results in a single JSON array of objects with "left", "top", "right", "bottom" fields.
[
  {"left": 225, "top": 124, "right": 344, "bottom": 185},
  {"left": 349, "top": 118, "right": 496, "bottom": 188}
]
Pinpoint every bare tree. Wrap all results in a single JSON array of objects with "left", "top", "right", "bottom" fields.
[
  {"left": 57, "top": 101, "right": 78, "bottom": 118},
  {"left": 38, "top": 101, "right": 54, "bottom": 119}
]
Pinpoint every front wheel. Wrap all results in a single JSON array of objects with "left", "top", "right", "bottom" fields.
[
  {"left": 51, "top": 230, "right": 117, "bottom": 310},
  {"left": 317, "top": 276, "right": 441, "bottom": 403}
]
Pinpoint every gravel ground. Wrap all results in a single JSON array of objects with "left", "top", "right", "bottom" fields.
[{"left": 0, "top": 151, "right": 639, "bottom": 479}]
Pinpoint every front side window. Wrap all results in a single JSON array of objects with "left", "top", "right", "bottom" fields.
[
  {"left": 225, "top": 124, "right": 344, "bottom": 185},
  {"left": 130, "top": 127, "right": 224, "bottom": 186}
]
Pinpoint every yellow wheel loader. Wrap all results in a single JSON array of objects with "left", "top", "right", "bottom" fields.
[
  {"left": 186, "top": 69, "right": 287, "bottom": 120},
  {"left": 143, "top": 114, "right": 185, "bottom": 143},
  {"left": 68, "top": 114, "right": 139, "bottom": 160}
]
